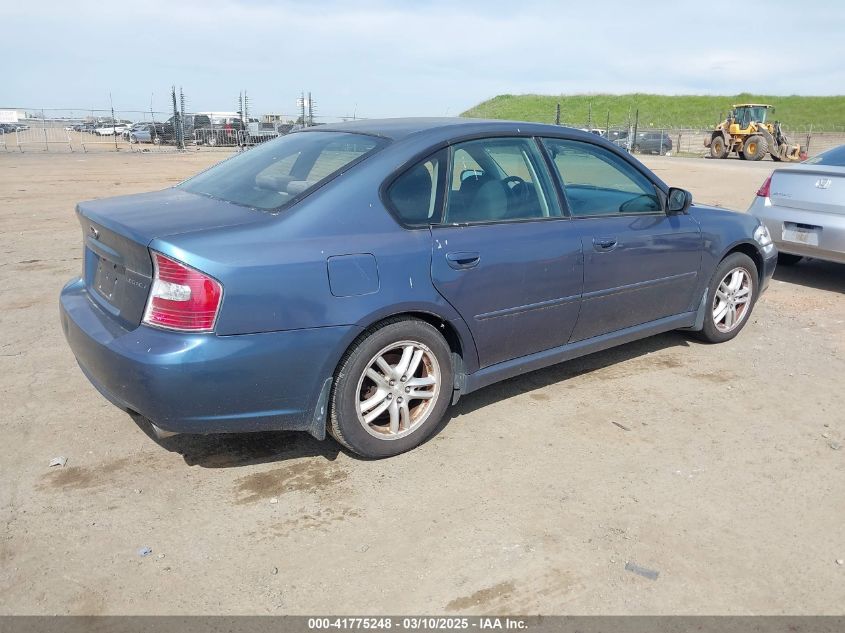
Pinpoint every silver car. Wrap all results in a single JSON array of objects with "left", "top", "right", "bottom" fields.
[{"left": 749, "top": 145, "right": 845, "bottom": 265}]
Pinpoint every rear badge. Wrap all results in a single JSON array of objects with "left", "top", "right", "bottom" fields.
[
  {"left": 815, "top": 178, "right": 832, "bottom": 189},
  {"left": 89, "top": 225, "right": 100, "bottom": 239}
]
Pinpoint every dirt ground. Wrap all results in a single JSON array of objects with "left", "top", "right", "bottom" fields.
[{"left": 1, "top": 150, "right": 843, "bottom": 615}]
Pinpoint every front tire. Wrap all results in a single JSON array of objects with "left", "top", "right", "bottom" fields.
[
  {"left": 742, "top": 135, "right": 768, "bottom": 161},
  {"left": 710, "top": 135, "right": 727, "bottom": 159},
  {"left": 694, "top": 252, "right": 758, "bottom": 344},
  {"left": 329, "top": 318, "right": 453, "bottom": 458}
]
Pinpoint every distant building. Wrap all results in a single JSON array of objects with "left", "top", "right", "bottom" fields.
[
  {"left": 0, "top": 109, "right": 27, "bottom": 123},
  {"left": 263, "top": 113, "right": 291, "bottom": 124}
]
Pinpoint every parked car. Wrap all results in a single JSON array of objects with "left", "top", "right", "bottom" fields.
[
  {"left": 60, "top": 118, "right": 776, "bottom": 458},
  {"left": 613, "top": 131, "right": 673, "bottom": 155},
  {"left": 194, "top": 116, "right": 245, "bottom": 146},
  {"left": 93, "top": 123, "right": 129, "bottom": 136},
  {"left": 750, "top": 144, "right": 845, "bottom": 265},
  {"left": 148, "top": 113, "right": 210, "bottom": 144},
  {"left": 128, "top": 124, "right": 160, "bottom": 145}
]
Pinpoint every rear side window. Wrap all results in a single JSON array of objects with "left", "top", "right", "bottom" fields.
[
  {"left": 444, "top": 138, "right": 559, "bottom": 224},
  {"left": 805, "top": 145, "right": 845, "bottom": 167},
  {"left": 542, "top": 138, "right": 661, "bottom": 216},
  {"left": 179, "top": 131, "right": 385, "bottom": 211},
  {"left": 386, "top": 150, "right": 446, "bottom": 227}
]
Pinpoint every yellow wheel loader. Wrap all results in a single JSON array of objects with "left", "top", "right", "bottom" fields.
[{"left": 705, "top": 104, "right": 804, "bottom": 162}]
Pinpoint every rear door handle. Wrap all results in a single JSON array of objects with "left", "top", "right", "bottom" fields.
[
  {"left": 446, "top": 251, "right": 481, "bottom": 270},
  {"left": 592, "top": 237, "right": 618, "bottom": 251}
]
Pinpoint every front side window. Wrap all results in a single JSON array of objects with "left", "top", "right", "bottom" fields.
[
  {"left": 386, "top": 150, "right": 446, "bottom": 226},
  {"left": 180, "top": 131, "right": 385, "bottom": 211},
  {"left": 444, "top": 138, "right": 559, "bottom": 224},
  {"left": 542, "top": 139, "right": 662, "bottom": 216}
]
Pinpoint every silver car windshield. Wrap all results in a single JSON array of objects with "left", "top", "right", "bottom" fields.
[{"left": 179, "top": 131, "right": 385, "bottom": 211}]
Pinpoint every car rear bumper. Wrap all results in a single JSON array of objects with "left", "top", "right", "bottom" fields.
[
  {"left": 750, "top": 197, "right": 845, "bottom": 264},
  {"left": 60, "top": 277, "right": 360, "bottom": 437}
]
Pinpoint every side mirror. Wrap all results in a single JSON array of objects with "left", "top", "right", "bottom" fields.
[{"left": 667, "top": 187, "right": 692, "bottom": 214}]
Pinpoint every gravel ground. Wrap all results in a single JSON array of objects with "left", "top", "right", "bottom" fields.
[{"left": 1, "top": 151, "right": 843, "bottom": 615}]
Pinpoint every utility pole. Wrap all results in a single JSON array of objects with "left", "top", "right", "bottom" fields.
[
  {"left": 307, "top": 91, "right": 315, "bottom": 126},
  {"left": 109, "top": 92, "right": 117, "bottom": 151}
]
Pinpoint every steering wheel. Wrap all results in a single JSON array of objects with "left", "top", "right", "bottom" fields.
[{"left": 502, "top": 175, "right": 529, "bottom": 203}]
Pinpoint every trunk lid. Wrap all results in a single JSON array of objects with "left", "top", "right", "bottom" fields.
[
  {"left": 769, "top": 165, "right": 845, "bottom": 215},
  {"left": 77, "top": 188, "right": 271, "bottom": 329}
]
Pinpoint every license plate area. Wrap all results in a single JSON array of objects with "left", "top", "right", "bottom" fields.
[
  {"left": 782, "top": 222, "right": 821, "bottom": 247},
  {"left": 94, "top": 255, "right": 125, "bottom": 302}
]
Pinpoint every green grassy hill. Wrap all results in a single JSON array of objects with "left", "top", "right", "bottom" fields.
[{"left": 462, "top": 94, "right": 845, "bottom": 130}]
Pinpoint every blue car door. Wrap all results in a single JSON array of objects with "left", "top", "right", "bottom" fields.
[
  {"left": 429, "top": 137, "right": 583, "bottom": 368},
  {"left": 541, "top": 138, "right": 702, "bottom": 342}
]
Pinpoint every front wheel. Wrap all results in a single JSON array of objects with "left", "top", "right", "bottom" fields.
[
  {"left": 709, "top": 136, "right": 728, "bottom": 159},
  {"left": 742, "top": 135, "right": 768, "bottom": 161},
  {"left": 694, "top": 252, "right": 758, "bottom": 344},
  {"left": 329, "top": 318, "right": 453, "bottom": 458}
]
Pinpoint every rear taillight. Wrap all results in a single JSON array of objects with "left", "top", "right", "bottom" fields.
[
  {"left": 143, "top": 251, "right": 222, "bottom": 332},
  {"left": 756, "top": 174, "right": 772, "bottom": 197}
]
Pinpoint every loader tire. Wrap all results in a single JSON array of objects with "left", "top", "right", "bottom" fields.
[
  {"left": 742, "top": 135, "right": 767, "bottom": 161},
  {"left": 709, "top": 135, "right": 728, "bottom": 159}
]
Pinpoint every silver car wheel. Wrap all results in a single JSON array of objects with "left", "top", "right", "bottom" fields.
[
  {"left": 355, "top": 340, "right": 440, "bottom": 440},
  {"left": 713, "top": 267, "right": 753, "bottom": 333}
]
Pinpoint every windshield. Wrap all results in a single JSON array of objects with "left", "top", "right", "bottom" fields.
[
  {"left": 179, "top": 131, "right": 385, "bottom": 211},
  {"left": 805, "top": 145, "right": 845, "bottom": 167},
  {"left": 735, "top": 106, "right": 768, "bottom": 126}
]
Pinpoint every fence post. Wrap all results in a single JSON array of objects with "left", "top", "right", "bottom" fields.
[
  {"left": 632, "top": 109, "right": 639, "bottom": 153},
  {"left": 806, "top": 124, "right": 812, "bottom": 156},
  {"left": 41, "top": 110, "right": 48, "bottom": 152},
  {"left": 555, "top": 103, "right": 560, "bottom": 126}
]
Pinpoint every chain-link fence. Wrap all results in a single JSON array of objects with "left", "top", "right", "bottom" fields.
[
  {"left": 4, "top": 100, "right": 845, "bottom": 158},
  {"left": 547, "top": 103, "right": 845, "bottom": 159},
  {"left": 0, "top": 86, "right": 353, "bottom": 154}
]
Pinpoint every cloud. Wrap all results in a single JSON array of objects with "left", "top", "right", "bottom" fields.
[{"left": 2, "top": 0, "right": 843, "bottom": 117}]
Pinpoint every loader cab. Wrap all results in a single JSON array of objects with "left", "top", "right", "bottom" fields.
[{"left": 732, "top": 104, "right": 772, "bottom": 130}]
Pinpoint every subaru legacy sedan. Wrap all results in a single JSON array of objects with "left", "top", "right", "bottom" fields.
[{"left": 60, "top": 118, "right": 777, "bottom": 458}]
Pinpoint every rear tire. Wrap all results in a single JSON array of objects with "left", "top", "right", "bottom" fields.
[
  {"left": 329, "top": 318, "right": 453, "bottom": 458},
  {"left": 709, "top": 136, "right": 727, "bottom": 159},
  {"left": 694, "top": 252, "right": 758, "bottom": 344},
  {"left": 777, "top": 253, "right": 803, "bottom": 266},
  {"left": 742, "top": 135, "right": 768, "bottom": 161}
]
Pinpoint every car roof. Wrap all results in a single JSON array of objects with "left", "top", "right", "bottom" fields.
[{"left": 300, "top": 117, "right": 602, "bottom": 143}]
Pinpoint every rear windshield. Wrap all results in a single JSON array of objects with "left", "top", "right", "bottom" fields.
[
  {"left": 179, "top": 131, "right": 385, "bottom": 211},
  {"left": 805, "top": 145, "right": 845, "bottom": 167}
]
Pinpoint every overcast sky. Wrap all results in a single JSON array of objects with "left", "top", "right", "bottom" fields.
[{"left": 3, "top": 0, "right": 844, "bottom": 118}]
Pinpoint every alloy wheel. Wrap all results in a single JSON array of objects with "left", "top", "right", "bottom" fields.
[
  {"left": 713, "top": 267, "right": 753, "bottom": 333},
  {"left": 355, "top": 340, "right": 440, "bottom": 440}
]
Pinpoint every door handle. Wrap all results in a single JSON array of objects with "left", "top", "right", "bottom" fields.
[
  {"left": 592, "top": 237, "right": 618, "bottom": 251},
  {"left": 445, "top": 251, "right": 481, "bottom": 270}
]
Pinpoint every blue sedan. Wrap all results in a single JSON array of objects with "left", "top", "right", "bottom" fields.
[{"left": 60, "top": 118, "right": 777, "bottom": 457}]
